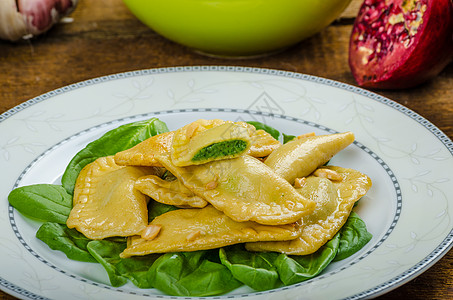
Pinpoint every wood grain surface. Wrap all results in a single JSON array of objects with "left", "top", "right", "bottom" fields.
[{"left": 1, "top": 0, "right": 452, "bottom": 299}]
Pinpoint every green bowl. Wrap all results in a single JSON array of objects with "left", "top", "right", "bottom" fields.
[{"left": 123, "top": 0, "right": 352, "bottom": 57}]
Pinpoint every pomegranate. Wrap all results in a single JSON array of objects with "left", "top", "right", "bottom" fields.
[
  {"left": 0, "top": 0, "right": 78, "bottom": 42},
  {"left": 349, "top": 0, "right": 453, "bottom": 89}
]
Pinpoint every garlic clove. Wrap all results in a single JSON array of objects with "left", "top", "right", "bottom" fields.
[
  {"left": 0, "top": 0, "right": 28, "bottom": 41},
  {"left": 0, "top": 0, "right": 78, "bottom": 41}
]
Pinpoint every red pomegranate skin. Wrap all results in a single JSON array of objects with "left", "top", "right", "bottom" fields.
[{"left": 349, "top": 0, "right": 453, "bottom": 89}]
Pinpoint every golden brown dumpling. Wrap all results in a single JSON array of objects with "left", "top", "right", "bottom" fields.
[
  {"left": 114, "top": 131, "right": 174, "bottom": 167},
  {"left": 245, "top": 166, "right": 372, "bottom": 255},
  {"left": 120, "top": 205, "right": 300, "bottom": 258},
  {"left": 246, "top": 129, "right": 281, "bottom": 157},
  {"left": 170, "top": 119, "right": 255, "bottom": 166},
  {"left": 155, "top": 153, "right": 315, "bottom": 225},
  {"left": 264, "top": 132, "right": 355, "bottom": 184},
  {"left": 66, "top": 156, "right": 158, "bottom": 239},
  {"left": 135, "top": 175, "right": 208, "bottom": 208}
]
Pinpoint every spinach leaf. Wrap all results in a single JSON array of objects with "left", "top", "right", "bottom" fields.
[
  {"left": 247, "top": 121, "right": 295, "bottom": 143},
  {"left": 282, "top": 133, "right": 296, "bottom": 144},
  {"left": 87, "top": 240, "right": 160, "bottom": 288},
  {"left": 36, "top": 222, "right": 96, "bottom": 262},
  {"left": 147, "top": 200, "right": 180, "bottom": 222},
  {"left": 8, "top": 184, "right": 72, "bottom": 224},
  {"left": 219, "top": 245, "right": 281, "bottom": 291},
  {"left": 334, "top": 211, "right": 372, "bottom": 261},
  {"left": 149, "top": 251, "right": 242, "bottom": 296},
  {"left": 275, "top": 233, "right": 340, "bottom": 286},
  {"left": 61, "top": 118, "right": 169, "bottom": 194}
]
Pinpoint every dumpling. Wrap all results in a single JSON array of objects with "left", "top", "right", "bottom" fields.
[
  {"left": 114, "top": 131, "right": 174, "bottom": 167},
  {"left": 170, "top": 119, "right": 255, "bottom": 166},
  {"left": 120, "top": 205, "right": 300, "bottom": 258},
  {"left": 135, "top": 175, "right": 208, "bottom": 208},
  {"left": 245, "top": 166, "right": 372, "bottom": 255},
  {"left": 264, "top": 132, "right": 355, "bottom": 184},
  {"left": 155, "top": 153, "right": 315, "bottom": 225},
  {"left": 246, "top": 129, "right": 281, "bottom": 158},
  {"left": 66, "top": 156, "right": 158, "bottom": 239}
]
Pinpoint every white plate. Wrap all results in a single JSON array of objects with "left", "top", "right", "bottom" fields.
[{"left": 1, "top": 66, "right": 452, "bottom": 300}]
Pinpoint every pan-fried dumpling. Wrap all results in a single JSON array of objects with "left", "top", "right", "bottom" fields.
[
  {"left": 246, "top": 129, "right": 281, "bottom": 157},
  {"left": 135, "top": 175, "right": 208, "bottom": 208},
  {"left": 66, "top": 156, "right": 158, "bottom": 239},
  {"left": 245, "top": 166, "right": 372, "bottom": 255},
  {"left": 114, "top": 131, "right": 174, "bottom": 167},
  {"left": 264, "top": 132, "right": 355, "bottom": 184},
  {"left": 120, "top": 205, "right": 300, "bottom": 258},
  {"left": 155, "top": 153, "right": 315, "bottom": 225},
  {"left": 170, "top": 119, "right": 255, "bottom": 166}
]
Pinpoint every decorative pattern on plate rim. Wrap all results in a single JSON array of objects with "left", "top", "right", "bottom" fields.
[
  {"left": 1, "top": 66, "right": 452, "bottom": 300},
  {"left": 6, "top": 108, "right": 401, "bottom": 299},
  {"left": 0, "top": 277, "right": 48, "bottom": 300},
  {"left": 1, "top": 66, "right": 451, "bottom": 154}
]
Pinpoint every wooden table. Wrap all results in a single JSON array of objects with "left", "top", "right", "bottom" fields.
[{"left": 1, "top": 0, "right": 451, "bottom": 299}]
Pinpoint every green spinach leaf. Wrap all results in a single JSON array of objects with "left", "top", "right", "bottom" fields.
[
  {"left": 275, "top": 233, "right": 340, "bottom": 286},
  {"left": 87, "top": 240, "right": 160, "bottom": 288},
  {"left": 219, "top": 245, "right": 281, "bottom": 291},
  {"left": 149, "top": 251, "right": 242, "bottom": 296},
  {"left": 334, "top": 211, "right": 372, "bottom": 261},
  {"left": 282, "top": 133, "right": 296, "bottom": 144},
  {"left": 61, "top": 118, "right": 169, "bottom": 194},
  {"left": 36, "top": 222, "right": 96, "bottom": 262},
  {"left": 8, "top": 184, "right": 72, "bottom": 224}
]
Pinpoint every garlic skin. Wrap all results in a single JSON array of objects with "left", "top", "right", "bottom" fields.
[
  {"left": 0, "top": 0, "right": 78, "bottom": 41},
  {"left": 0, "top": 0, "right": 28, "bottom": 41}
]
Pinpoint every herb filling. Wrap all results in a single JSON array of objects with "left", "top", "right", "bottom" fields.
[{"left": 191, "top": 140, "right": 248, "bottom": 162}]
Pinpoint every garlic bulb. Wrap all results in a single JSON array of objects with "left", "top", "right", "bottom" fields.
[{"left": 0, "top": 0, "right": 78, "bottom": 41}]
